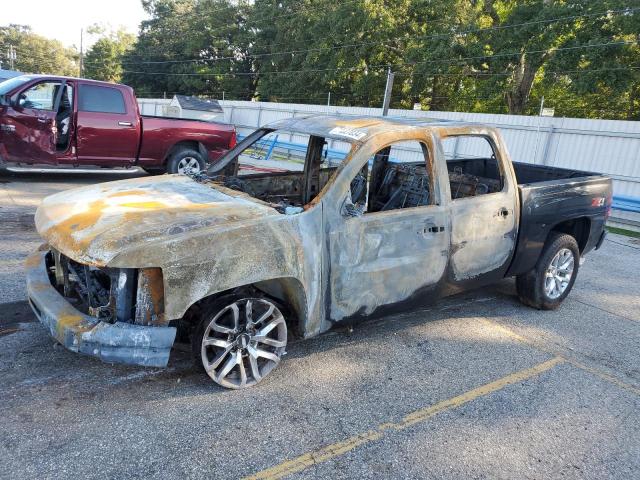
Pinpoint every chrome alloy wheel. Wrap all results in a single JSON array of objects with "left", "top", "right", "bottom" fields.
[
  {"left": 544, "top": 248, "right": 575, "bottom": 299},
  {"left": 201, "top": 298, "right": 287, "bottom": 389},
  {"left": 176, "top": 156, "right": 202, "bottom": 175}
]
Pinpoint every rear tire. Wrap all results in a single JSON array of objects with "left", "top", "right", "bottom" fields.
[
  {"left": 166, "top": 148, "right": 205, "bottom": 175},
  {"left": 516, "top": 233, "right": 580, "bottom": 310}
]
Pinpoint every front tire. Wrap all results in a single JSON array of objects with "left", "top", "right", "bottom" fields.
[
  {"left": 166, "top": 148, "right": 206, "bottom": 175},
  {"left": 516, "top": 233, "right": 580, "bottom": 310},
  {"left": 192, "top": 295, "right": 288, "bottom": 389}
]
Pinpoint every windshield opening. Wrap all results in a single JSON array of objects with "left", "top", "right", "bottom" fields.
[
  {"left": 206, "top": 128, "right": 354, "bottom": 213},
  {"left": 0, "top": 76, "right": 32, "bottom": 96}
]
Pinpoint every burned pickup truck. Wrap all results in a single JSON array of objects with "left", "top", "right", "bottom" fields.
[{"left": 26, "top": 115, "right": 611, "bottom": 389}]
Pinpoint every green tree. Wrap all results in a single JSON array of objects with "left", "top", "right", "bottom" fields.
[
  {"left": 251, "top": 0, "right": 414, "bottom": 106},
  {"left": 83, "top": 26, "right": 136, "bottom": 83},
  {"left": 0, "top": 24, "right": 78, "bottom": 76},
  {"left": 116, "top": 0, "right": 640, "bottom": 120},
  {"left": 122, "top": 0, "right": 254, "bottom": 98}
]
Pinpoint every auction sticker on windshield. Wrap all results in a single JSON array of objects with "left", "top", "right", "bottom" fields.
[{"left": 329, "top": 127, "right": 367, "bottom": 141}]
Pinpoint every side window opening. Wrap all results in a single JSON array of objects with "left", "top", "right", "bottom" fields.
[
  {"left": 18, "top": 81, "right": 60, "bottom": 110},
  {"left": 349, "top": 140, "right": 433, "bottom": 214},
  {"left": 442, "top": 135, "right": 503, "bottom": 199},
  {"left": 78, "top": 85, "right": 126, "bottom": 114}
]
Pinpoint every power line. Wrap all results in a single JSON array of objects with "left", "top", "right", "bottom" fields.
[
  {"left": 395, "top": 65, "right": 640, "bottom": 79},
  {"left": 392, "top": 40, "right": 638, "bottom": 73},
  {"left": 78, "top": 6, "right": 640, "bottom": 67},
  {"left": 119, "top": 39, "right": 638, "bottom": 78}
]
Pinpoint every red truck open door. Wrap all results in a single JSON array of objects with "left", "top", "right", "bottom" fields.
[{"left": 1, "top": 79, "right": 64, "bottom": 165}]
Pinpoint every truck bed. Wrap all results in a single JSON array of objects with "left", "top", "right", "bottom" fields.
[
  {"left": 512, "top": 161, "right": 598, "bottom": 185},
  {"left": 509, "top": 162, "right": 611, "bottom": 277}
]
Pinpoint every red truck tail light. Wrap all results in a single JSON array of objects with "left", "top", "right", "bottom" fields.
[{"left": 229, "top": 129, "right": 237, "bottom": 149}]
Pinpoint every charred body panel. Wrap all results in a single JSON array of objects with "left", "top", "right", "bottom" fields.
[
  {"left": 26, "top": 249, "right": 176, "bottom": 367},
  {"left": 28, "top": 115, "right": 612, "bottom": 370}
]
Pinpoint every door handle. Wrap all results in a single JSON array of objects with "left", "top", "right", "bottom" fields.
[
  {"left": 118, "top": 121, "right": 133, "bottom": 127},
  {"left": 498, "top": 208, "right": 509, "bottom": 217},
  {"left": 423, "top": 226, "right": 445, "bottom": 234},
  {"left": 37, "top": 117, "right": 48, "bottom": 123}
]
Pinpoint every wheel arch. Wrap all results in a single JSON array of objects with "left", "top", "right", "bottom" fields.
[
  {"left": 178, "top": 276, "right": 309, "bottom": 339},
  {"left": 164, "top": 140, "right": 208, "bottom": 165},
  {"left": 549, "top": 217, "right": 591, "bottom": 253}
]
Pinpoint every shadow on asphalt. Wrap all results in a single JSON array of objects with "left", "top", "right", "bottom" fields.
[
  {"left": 0, "top": 167, "right": 148, "bottom": 184},
  {"left": 2, "top": 281, "right": 520, "bottom": 395}
]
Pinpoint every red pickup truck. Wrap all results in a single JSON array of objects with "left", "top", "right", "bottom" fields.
[{"left": 0, "top": 75, "right": 236, "bottom": 174}]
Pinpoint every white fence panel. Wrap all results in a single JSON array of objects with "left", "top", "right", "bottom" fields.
[{"left": 138, "top": 98, "right": 640, "bottom": 229}]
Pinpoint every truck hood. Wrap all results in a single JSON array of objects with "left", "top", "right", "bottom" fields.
[{"left": 35, "top": 175, "right": 279, "bottom": 266}]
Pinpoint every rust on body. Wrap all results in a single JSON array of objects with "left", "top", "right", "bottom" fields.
[{"left": 32, "top": 115, "right": 517, "bottom": 347}]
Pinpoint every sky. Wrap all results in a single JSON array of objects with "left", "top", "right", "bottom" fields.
[{"left": 3, "top": 0, "right": 148, "bottom": 48}]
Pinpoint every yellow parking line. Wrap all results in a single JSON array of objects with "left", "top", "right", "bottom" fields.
[
  {"left": 243, "top": 356, "right": 564, "bottom": 480},
  {"left": 478, "top": 318, "right": 640, "bottom": 397}
]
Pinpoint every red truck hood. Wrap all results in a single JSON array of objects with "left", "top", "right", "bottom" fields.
[{"left": 35, "top": 175, "right": 279, "bottom": 266}]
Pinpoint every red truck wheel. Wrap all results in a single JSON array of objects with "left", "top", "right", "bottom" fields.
[{"left": 167, "top": 148, "right": 206, "bottom": 175}]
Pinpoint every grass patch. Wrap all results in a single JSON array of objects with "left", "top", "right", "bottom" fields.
[{"left": 606, "top": 226, "right": 640, "bottom": 238}]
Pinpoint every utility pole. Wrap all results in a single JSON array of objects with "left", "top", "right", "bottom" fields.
[
  {"left": 381, "top": 67, "right": 395, "bottom": 116},
  {"left": 79, "top": 28, "right": 84, "bottom": 77},
  {"left": 532, "top": 96, "right": 545, "bottom": 164},
  {"left": 327, "top": 91, "right": 331, "bottom": 106},
  {"left": 7, "top": 45, "right": 17, "bottom": 70}
]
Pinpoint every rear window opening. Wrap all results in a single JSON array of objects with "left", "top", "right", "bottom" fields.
[{"left": 441, "top": 135, "right": 504, "bottom": 199}]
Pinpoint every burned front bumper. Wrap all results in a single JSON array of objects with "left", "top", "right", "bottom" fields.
[{"left": 25, "top": 248, "right": 176, "bottom": 368}]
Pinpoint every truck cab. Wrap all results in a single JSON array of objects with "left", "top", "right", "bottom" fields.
[
  {"left": 0, "top": 75, "right": 140, "bottom": 167},
  {"left": 0, "top": 75, "right": 236, "bottom": 173}
]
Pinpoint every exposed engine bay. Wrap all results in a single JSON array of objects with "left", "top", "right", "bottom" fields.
[{"left": 44, "top": 249, "right": 164, "bottom": 326}]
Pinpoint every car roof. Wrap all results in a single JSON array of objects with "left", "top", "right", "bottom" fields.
[
  {"left": 265, "top": 114, "right": 480, "bottom": 143},
  {"left": 18, "top": 74, "right": 129, "bottom": 89}
]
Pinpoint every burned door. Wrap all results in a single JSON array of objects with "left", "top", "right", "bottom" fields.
[
  {"left": 441, "top": 132, "right": 518, "bottom": 284},
  {"left": 325, "top": 137, "right": 450, "bottom": 321}
]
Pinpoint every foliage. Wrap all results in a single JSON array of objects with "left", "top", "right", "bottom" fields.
[
  {"left": 122, "top": 0, "right": 254, "bottom": 98},
  {"left": 5, "top": 1, "right": 640, "bottom": 119},
  {"left": 84, "top": 27, "right": 136, "bottom": 83},
  {"left": 0, "top": 24, "right": 78, "bottom": 76}
]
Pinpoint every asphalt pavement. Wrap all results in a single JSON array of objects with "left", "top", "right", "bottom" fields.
[{"left": 1, "top": 168, "right": 638, "bottom": 480}]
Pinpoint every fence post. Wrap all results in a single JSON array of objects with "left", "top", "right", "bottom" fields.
[
  {"left": 541, "top": 126, "right": 556, "bottom": 166},
  {"left": 256, "top": 105, "right": 263, "bottom": 128},
  {"left": 228, "top": 106, "right": 235, "bottom": 125},
  {"left": 452, "top": 118, "right": 463, "bottom": 159}
]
